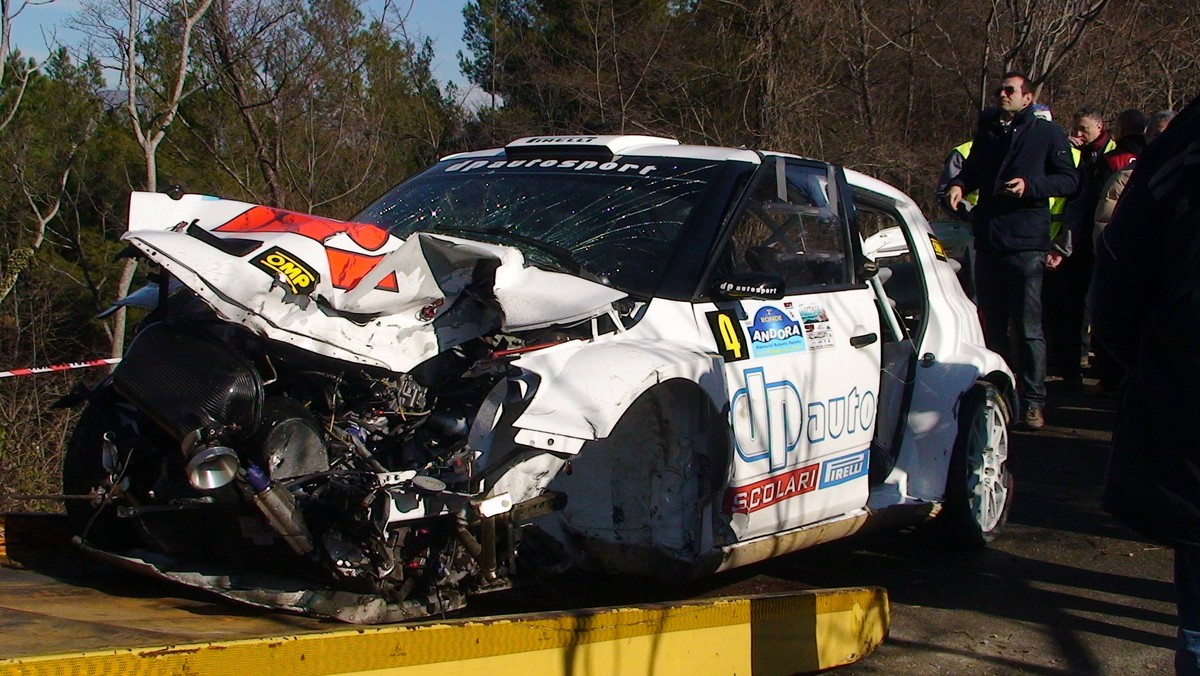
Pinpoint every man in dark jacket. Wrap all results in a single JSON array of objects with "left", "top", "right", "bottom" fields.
[
  {"left": 1093, "top": 92, "right": 1200, "bottom": 675},
  {"left": 947, "top": 72, "right": 1079, "bottom": 430}
]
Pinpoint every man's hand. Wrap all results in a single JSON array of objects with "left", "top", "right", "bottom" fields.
[
  {"left": 1046, "top": 252, "right": 1064, "bottom": 270},
  {"left": 1069, "top": 135, "right": 1085, "bottom": 148},
  {"left": 1003, "top": 177, "right": 1026, "bottom": 198},
  {"left": 947, "top": 185, "right": 963, "bottom": 211}
]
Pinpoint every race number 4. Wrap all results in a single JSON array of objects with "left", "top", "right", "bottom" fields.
[{"left": 706, "top": 310, "right": 750, "bottom": 363}]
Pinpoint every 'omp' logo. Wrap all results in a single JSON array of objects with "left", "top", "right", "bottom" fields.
[{"left": 252, "top": 247, "right": 319, "bottom": 295}]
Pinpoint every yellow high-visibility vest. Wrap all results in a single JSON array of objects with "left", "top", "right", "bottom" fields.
[
  {"left": 1048, "top": 139, "right": 1115, "bottom": 239},
  {"left": 954, "top": 141, "right": 979, "bottom": 206},
  {"left": 1048, "top": 147, "right": 1082, "bottom": 240}
]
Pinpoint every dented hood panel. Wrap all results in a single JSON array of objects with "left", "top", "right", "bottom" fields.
[{"left": 123, "top": 192, "right": 626, "bottom": 372}]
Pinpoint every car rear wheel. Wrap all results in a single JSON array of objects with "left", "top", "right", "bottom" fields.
[{"left": 934, "top": 381, "right": 1012, "bottom": 547}]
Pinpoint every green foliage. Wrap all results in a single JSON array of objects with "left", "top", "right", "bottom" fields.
[{"left": 0, "top": 50, "right": 148, "bottom": 511}]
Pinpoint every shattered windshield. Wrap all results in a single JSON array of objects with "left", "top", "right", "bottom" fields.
[{"left": 353, "top": 156, "right": 727, "bottom": 296}]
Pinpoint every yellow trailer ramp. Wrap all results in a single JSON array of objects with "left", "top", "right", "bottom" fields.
[{"left": 0, "top": 513, "right": 888, "bottom": 675}]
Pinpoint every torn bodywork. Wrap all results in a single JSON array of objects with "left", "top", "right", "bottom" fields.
[{"left": 65, "top": 193, "right": 656, "bottom": 622}]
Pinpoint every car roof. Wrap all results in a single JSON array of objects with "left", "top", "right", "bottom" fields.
[
  {"left": 441, "top": 135, "right": 767, "bottom": 164},
  {"left": 438, "top": 135, "right": 919, "bottom": 211},
  {"left": 843, "top": 168, "right": 918, "bottom": 207}
]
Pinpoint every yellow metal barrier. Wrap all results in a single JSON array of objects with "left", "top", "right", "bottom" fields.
[
  {"left": 1, "top": 513, "right": 888, "bottom": 675},
  {"left": 0, "top": 587, "right": 887, "bottom": 675}
]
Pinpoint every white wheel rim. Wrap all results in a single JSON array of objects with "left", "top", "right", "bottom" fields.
[{"left": 972, "top": 399, "right": 1010, "bottom": 533}]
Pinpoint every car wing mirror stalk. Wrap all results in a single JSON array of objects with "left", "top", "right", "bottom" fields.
[{"left": 857, "top": 258, "right": 879, "bottom": 280}]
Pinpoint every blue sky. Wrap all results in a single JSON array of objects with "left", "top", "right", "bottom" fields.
[{"left": 8, "top": 0, "right": 473, "bottom": 88}]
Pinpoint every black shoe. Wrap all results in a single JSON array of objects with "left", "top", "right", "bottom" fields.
[{"left": 1019, "top": 406, "right": 1045, "bottom": 430}]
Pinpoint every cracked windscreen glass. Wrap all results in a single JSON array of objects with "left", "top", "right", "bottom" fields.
[{"left": 353, "top": 157, "right": 726, "bottom": 296}]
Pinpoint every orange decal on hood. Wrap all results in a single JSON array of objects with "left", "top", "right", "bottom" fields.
[{"left": 215, "top": 205, "right": 398, "bottom": 292}]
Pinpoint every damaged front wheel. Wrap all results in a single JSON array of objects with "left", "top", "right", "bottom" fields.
[
  {"left": 549, "top": 382, "right": 728, "bottom": 579},
  {"left": 63, "top": 399, "right": 137, "bottom": 550}
]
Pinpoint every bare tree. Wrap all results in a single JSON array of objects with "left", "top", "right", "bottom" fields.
[
  {"left": 1, "top": 0, "right": 45, "bottom": 305},
  {"left": 0, "top": 0, "right": 48, "bottom": 133},
  {"left": 1, "top": 0, "right": 35, "bottom": 132},
  {"left": 185, "top": 0, "right": 452, "bottom": 216},
  {"left": 1, "top": 2, "right": 103, "bottom": 310},
  {"left": 200, "top": 0, "right": 294, "bottom": 206},
  {"left": 0, "top": 123, "right": 95, "bottom": 304},
  {"left": 996, "top": 0, "right": 1110, "bottom": 99},
  {"left": 73, "top": 0, "right": 213, "bottom": 359}
]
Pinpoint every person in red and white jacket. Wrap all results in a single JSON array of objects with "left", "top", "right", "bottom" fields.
[
  {"left": 1094, "top": 109, "right": 1151, "bottom": 240},
  {"left": 1096, "top": 109, "right": 1149, "bottom": 194}
]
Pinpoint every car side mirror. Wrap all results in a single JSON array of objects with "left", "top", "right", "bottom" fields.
[
  {"left": 711, "top": 272, "right": 785, "bottom": 300},
  {"left": 858, "top": 258, "right": 879, "bottom": 280}
]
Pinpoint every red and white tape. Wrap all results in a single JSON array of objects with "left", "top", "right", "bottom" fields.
[{"left": 0, "top": 358, "right": 121, "bottom": 379}]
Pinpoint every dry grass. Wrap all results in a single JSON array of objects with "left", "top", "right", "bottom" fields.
[{"left": 0, "top": 372, "right": 89, "bottom": 513}]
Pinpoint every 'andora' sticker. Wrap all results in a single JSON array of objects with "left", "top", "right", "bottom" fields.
[{"left": 748, "top": 306, "right": 807, "bottom": 357}]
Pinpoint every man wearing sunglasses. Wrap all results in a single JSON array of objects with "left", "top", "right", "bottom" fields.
[{"left": 946, "top": 72, "right": 1079, "bottom": 430}]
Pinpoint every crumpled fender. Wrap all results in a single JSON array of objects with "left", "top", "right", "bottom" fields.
[
  {"left": 509, "top": 339, "right": 728, "bottom": 453},
  {"left": 122, "top": 192, "right": 626, "bottom": 373}
]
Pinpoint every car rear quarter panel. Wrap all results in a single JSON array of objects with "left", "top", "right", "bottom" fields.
[{"left": 867, "top": 187, "right": 1012, "bottom": 503}]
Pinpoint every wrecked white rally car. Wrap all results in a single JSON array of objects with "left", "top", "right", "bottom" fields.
[{"left": 64, "top": 135, "right": 1015, "bottom": 623}]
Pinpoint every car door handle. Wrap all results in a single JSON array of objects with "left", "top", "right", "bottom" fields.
[{"left": 849, "top": 332, "right": 878, "bottom": 348}]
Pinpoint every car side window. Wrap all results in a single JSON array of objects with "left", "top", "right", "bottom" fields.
[{"left": 728, "top": 160, "right": 851, "bottom": 293}]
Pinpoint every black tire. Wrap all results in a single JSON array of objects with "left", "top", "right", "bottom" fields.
[
  {"left": 63, "top": 399, "right": 137, "bottom": 549},
  {"left": 933, "top": 381, "right": 1013, "bottom": 548}
]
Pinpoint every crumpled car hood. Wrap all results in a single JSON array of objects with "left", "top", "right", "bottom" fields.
[{"left": 123, "top": 192, "right": 626, "bottom": 372}]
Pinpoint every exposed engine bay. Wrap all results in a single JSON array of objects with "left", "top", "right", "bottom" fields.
[
  {"left": 64, "top": 176, "right": 736, "bottom": 623},
  {"left": 69, "top": 287, "right": 601, "bottom": 622}
]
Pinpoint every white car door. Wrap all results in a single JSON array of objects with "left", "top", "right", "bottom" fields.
[{"left": 696, "top": 158, "right": 881, "bottom": 541}]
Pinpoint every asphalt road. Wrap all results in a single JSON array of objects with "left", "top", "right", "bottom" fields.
[{"left": 760, "top": 377, "right": 1177, "bottom": 674}]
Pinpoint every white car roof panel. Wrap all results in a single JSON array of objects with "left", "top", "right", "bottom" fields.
[{"left": 442, "top": 136, "right": 762, "bottom": 164}]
